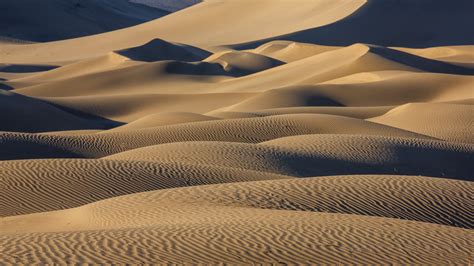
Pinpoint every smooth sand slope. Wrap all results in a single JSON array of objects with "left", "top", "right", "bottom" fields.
[
  {"left": 236, "top": 0, "right": 474, "bottom": 48},
  {"left": 0, "top": 0, "right": 366, "bottom": 63},
  {"left": 369, "top": 103, "right": 474, "bottom": 143},
  {"left": 1, "top": 0, "right": 473, "bottom": 64},
  {"left": 1, "top": 0, "right": 473, "bottom": 264},
  {"left": 0, "top": 89, "right": 115, "bottom": 132}
]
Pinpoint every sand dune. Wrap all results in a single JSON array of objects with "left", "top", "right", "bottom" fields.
[
  {"left": 3, "top": 213, "right": 471, "bottom": 264},
  {"left": 213, "top": 74, "right": 473, "bottom": 111},
  {"left": 105, "top": 135, "right": 473, "bottom": 179},
  {"left": 396, "top": 46, "right": 474, "bottom": 64},
  {"left": 252, "top": 41, "right": 339, "bottom": 63},
  {"left": 106, "top": 112, "right": 218, "bottom": 131},
  {"left": 237, "top": 0, "right": 474, "bottom": 48},
  {"left": 41, "top": 92, "right": 254, "bottom": 122},
  {"left": 369, "top": 103, "right": 474, "bottom": 143},
  {"left": 2, "top": 0, "right": 472, "bottom": 64},
  {"left": 117, "top": 38, "right": 210, "bottom": 62},
  {"left": 1, "top": 0, "right": 472, "bottom": 264},
  {"left": 0, "top": 0, "right": 169, "bottom": 42},
  {"left": 244, "top": 106, "right": 393, "bottom": 119},
  {"left": 0, "top": 0, "right": 365, "bottom": 63},
  {"left": 4, "top": 175, "right": 470, "bottom": 229},
  {"left": 204, "top": 51, "right": 284, "bottom": 75},
  {"left": 0, "top": 90, "right": 114, "bottom": 133},
  {"left": 0, "top": 159, "right": 288, "bottom": 216},
  {"left": 0, "top": 115, "right": 435, "bottom": 160},
  {"left": 7, "top": 45, "right": 472, "bottom": 100},
  {"left": 11, "top": 61, "right": 232, "bottom": 97},
  {"left": 6, "top": 53, "right": 133, "bottom": 86},
  {"left": 2, "top": 176, "right": 472, "bottom": 264}
]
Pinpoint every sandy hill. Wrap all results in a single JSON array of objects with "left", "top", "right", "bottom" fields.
[
  {"left": 1, "top": 0, "right": 473, "bottom": 264},
  {"left": 237, "top": 0, "right": 474, "bottom": 49},
  {"left": 1, "top": 0, "right": 473, "bottom": 64},
  {"left": 0, "top": 0, "right": 169, "bottom": 42},
  {"left": 0, "top": 0, "right": 366, "bottom": 63},
  {"left": 1, "top": 175, "right": 472, "bottom": 264}
]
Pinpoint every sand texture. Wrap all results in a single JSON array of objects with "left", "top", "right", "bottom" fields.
[{"left": 1, "top": 0, "right": 473, "bottom": 264}]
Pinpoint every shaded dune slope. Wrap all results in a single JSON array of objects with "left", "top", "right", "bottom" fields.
[
  {"left": 0, "top": 0, "right": 366, "bottom": 64},
  {"left": 236, "top": 0, "right": 474, "bottom": 48},
  {"left": 105, "top": 135, "right": 474, "bottom": 180},
  {"left": 11, "top": 60, "right": 235, "bottom": 97},
  {"left": 204, "top": 51, "right": 285, "bottom": 75},
  {"left": 116, "top": 38, "right": 210, "bottom": 62},
  {"left": 0, "top": 0, "right": 169, "bottom": 42},
  {"left": 0, "top": 115, "right": 435, "bottom": 160},
  {"left": 0, "top": 90, "right": 117, "bottom": 132}
]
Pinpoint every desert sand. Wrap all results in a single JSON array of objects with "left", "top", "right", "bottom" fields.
[{"left": 1, "top": 0, "right": 473, "bottom": 264}]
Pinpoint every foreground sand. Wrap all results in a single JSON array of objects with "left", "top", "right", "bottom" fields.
[
  {"left": 1, "top": 0, "right": 473, "bottom": 264},
  {"left": 2, "top": 176, "right": 472, "bottom": 264}
]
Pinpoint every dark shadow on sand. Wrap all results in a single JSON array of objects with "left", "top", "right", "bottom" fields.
[
  {"left": 0, "top": 64, "right": 58, "bottom": 73},
  {"left": 234, "top": 0, "right": 474, "bottom": 49}
]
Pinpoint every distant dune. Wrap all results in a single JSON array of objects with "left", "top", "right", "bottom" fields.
[
  {"left": 237, "top": 0, "right": 474, "bottom": 48},
  {"left": 0, "top": 0, "right": 169, "bottom": 42},
  {"left": 130, "top": 0, "right": 201, "bottom": 12},
  {"left": 1, "top": 0, "right": 473, "bottom": 264}
]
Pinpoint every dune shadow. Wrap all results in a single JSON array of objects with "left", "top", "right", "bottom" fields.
[
  {"left": 287, "top": 144, "right": 473, "bottom": 182},
  {"left": 0, "top": 134, "right": 85, "bottom": 160},
  {"left": 235, "top": 0, "right": 474, "bottom": 49},
  {"left": 368, "top": 46, "right": 474, "bottom": 75},
  {"left": 0, "top": 0, "right": 170, "bottom": 42},
  {"left": 305, "top": 95, "right": 344, "bottom": 107},
  {"left": 0, "top": 83, "right": 14, "bottom": 90},
  {"left": 117, "top": 38, "right": 211, "bottom": 63},
  {"left": 0, "top": 64, "right": 58, "bottom": 73},
  {"left": 0, "top": 92, "right": 123, "bottom": 133},
  {"left": 162, "top": 61, "right": 242, "bottom": 77},
  {"left": 44, "top": 101, "right": 124, "bottom": 129}
]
